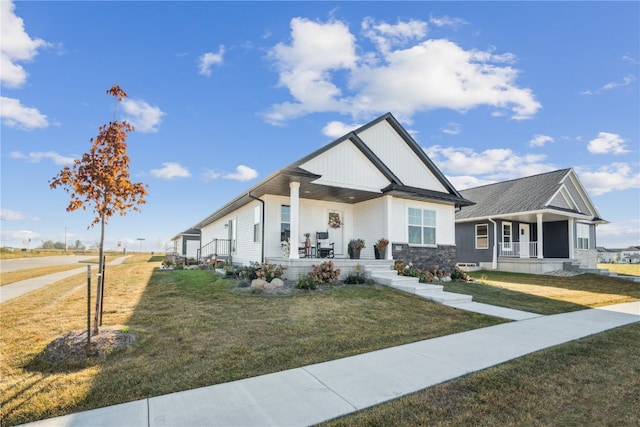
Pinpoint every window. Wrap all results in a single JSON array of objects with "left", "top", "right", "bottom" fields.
[
  {"left": 408, "top": 207, "right": 436, "bottom": 245},
  {"left": 253, "top": 206, "right": 261, "bottom": 243},
  {"left": 502, "top": 222, "right": 512, "bottom": 249},
  {"left": 280, "top": 205, "right": 290, "bottom": 241},
  {"left": 476, "top": 224, "right": 489, "bottom": 249},
  {"left": 577, "top": 223, "right": 590, "bottom": 249}
]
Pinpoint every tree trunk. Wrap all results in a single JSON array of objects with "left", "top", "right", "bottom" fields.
[{"left": 93, "top": 213, "right": 105, "bottom": 335}]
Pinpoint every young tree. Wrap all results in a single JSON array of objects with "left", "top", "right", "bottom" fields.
[{"left": 50, "top": 84, "right": 147, "bottom": 334}]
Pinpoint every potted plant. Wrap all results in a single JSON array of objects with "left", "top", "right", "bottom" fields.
[
  {"left": 374, "top": 238, "right": 389, "bottom": 259},
  {"left": 348, "top": 238, "right": 365, "bottom": 259},
  {"left": 304, "top": 233, "right": 311, "bottom": 248}
]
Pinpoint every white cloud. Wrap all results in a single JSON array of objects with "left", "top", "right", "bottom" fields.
[
  {"left": 426, "top": 145, "right": 554, "bottom": 186},
  {"left": 0, "top": 0, "right": 49, "bottom": 88},
  {"left": 10, "top": 150, "right": 75, "bottom": 165},
  {"left": 597, "top": 218, "right": 640, "bottom": 248},
  {"left": 1, "top": 96, "right": 48, "bottom": 129},
  {"left": 121, "top": 99, "right": 165, "bottom": 133},
  {"left": 576, "top": 163, "right": 640, "bottom": 196},
  {"left": 529, "top": 134, "right": 554, "bottom": 147},
  {"left": 441, "top": 122, "right": 461, "bottom": 136},
  {"left": 150, "top": 162, "right": 191, "bottom": 179},
  {"left": 201, "top": 168, "right": 221, "bottom": 181},
  {"left": 362, "top": 17, "right": 427, "bottom": 55},
  {"left": 322, "top": 120, "right": 362, "bottom": 138},
  {"left": 265, "top": 18, "right": 358, "bottom": 124},
  {"left": 198, "top": 45, "right": 225, "bottom": 76},
  {"left": 581, "top": 74, "right": 636, "bottom": 95},
  {"left": 223, "top": 165, "right": 258, "bottom": 182},
  {"left": 0, "top": 209, "right": 25, "bottom": 221},
  {"left": 0, "top": 229, "right": 40, "bottom": 245},
  {"left": 428, "top": 14, "right": 468, "bottom": 29},
  {"left": 587, "top": 132, "right": 629, "bottom": 155},
  {"left": 265, "top": 17, "right": 541, "bottom": 125}
]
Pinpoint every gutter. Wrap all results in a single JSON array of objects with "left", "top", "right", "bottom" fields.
[{"left": 248, "top": 192, "right": 265, "bottom": 263}]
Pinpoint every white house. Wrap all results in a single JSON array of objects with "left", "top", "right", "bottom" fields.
[{"left": 187, "top": 113, "right": 473, "bottom": 280}]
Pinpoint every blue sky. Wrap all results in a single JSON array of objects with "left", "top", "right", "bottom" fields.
[{"left": 1, "top": 1, "right": 638, "bottom": 252}]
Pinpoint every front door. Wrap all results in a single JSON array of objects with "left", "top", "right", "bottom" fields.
[
  {"left": 327, "top": 210, "right": 343, "bottom": 255},
  {"left": 519, "top": 224, "right": 530, "bottom": 258}
]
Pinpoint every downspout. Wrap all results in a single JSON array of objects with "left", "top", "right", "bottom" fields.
[
  {"left": 248, "top": 193, "right": 265, "bottom": 263},
  {"left": 488, "top": 218, "right": 498, "bottom": 270}
]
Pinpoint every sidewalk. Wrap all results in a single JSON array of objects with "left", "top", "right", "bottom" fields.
[
  {"left": 21, "top": 301, "right": 640, "bottom": 427},
  {"left": 1, "top": 256, "right": 131, "bottom": 304}
]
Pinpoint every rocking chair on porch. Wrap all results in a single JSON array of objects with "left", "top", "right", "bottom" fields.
[{"left": 316, "top": 231, "right": 334, "bottom": 258}]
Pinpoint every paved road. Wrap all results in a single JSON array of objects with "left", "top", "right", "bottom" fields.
[
  {"left": 0, "top": 255, "right": 95, "bottom": 273},
  {"left": 0, "top": 256, "right": 131, "bottom": 303}
]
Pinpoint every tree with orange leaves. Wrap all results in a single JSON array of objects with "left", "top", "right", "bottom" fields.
[{"left": 50, "top": 84, "right": 148, "bottom": 335}]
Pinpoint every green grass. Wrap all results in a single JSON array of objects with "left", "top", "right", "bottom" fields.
[
  {"left": 0, "top": 261, "right": 506, "bottom": 426},
  {"left": 322, "top": 322, "right": 640, "bottom": 427},
  {"left": 3, "top": 263, "right": 638, "bottom": 426},
  {"left": 599, "top": 263, "right": 640, "bottom": 277}
]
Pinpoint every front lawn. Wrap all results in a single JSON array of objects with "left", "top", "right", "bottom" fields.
[{"left": 1, "top": 259, "right": 505, "bottom": 426}]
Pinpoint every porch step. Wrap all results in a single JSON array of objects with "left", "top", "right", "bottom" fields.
[{"left": 420, "top": 291, "right": 473, "bottom": 304}]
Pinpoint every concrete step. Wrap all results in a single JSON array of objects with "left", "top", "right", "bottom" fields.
[
  {"left": 373, "top": 274, "right": 419, "bottom": 286},
  {"left": 390, "top": 283, "right": 443, "bottom": 294},
  {"left": 419, "top": 291, "right": 473, "bottom": 304}
]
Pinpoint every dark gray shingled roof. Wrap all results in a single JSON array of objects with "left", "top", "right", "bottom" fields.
[{"left": 456, "top": 168, "right": 580, "bottom": 220}]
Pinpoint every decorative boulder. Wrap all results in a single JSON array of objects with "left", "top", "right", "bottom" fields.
[
  {"left": 264, "top": 282, "right": 277, "bottom": 290},
  {"left": 251, "top": 279, "right": 266, "bottom": 289},
  {"left": 440, "top": 276, "right": 452, "bottom": 283},
  {"left": 271, "top": 278, "right": 284, "bottom": 287}
]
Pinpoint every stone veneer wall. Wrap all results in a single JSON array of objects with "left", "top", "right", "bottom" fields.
[
  {"left": 391, "top": 244, "right": 457, "bottom": 273},
  {"left": 574, "top": 248, "right": 598, "bottom": 269}
]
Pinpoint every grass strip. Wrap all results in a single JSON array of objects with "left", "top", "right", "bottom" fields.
[{"left": 322, "top": 322, "right": 640, "bottom": 427}]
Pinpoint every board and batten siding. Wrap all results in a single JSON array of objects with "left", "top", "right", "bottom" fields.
[
  {"left": 352, "top": 198, "right": 386, "bottom": 259},
  {"left": 299, "top": 141, "right": 390, "bottom": 193},
  {"left": 262, "top": 195, "right": 354, "bottom": 258},
  {"left": 358, "top": 120, "right": 448, "bottom": 192},
  {"left": 391, "top": 198, "right": 456, "bottom": 246}
]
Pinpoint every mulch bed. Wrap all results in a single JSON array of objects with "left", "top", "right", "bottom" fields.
[{"left": 38, "top": 328, "right": 137, "bottom": 364}]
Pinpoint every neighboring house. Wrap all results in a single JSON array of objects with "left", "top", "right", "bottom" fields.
[
  {"left": 620, "top": 246, "right": 640, "bottom": 264},
  {"left": 189, "top": 113, "right": 473, "bottom": 280},
  {"left": 455, "top": 168, "right": 608, "bottom": 274},
  {"left": 170, "top": 228, "right": 201, "bottom": 260},
  {"left": 597, "top": 246, "right": 619, "bottom": 263}
]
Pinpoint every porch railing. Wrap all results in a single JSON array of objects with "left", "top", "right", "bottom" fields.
[
  {"left": 197, "top": 239, "right": 233, "bottom": 262},
  {"left": 499, "top": 242, "right": 539, "bottom": 258}
]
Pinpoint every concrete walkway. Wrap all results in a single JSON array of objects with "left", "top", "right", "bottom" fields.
[
  {"left": 21, "top": 301, "right": 640, "bottom": 427},
  {"left": 1, "top": 256, "right": 131, "bottom": 304}
]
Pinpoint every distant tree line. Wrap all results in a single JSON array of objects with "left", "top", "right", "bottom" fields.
[{"left": 38, "top": 240, "right": 86, "bottom": 250}]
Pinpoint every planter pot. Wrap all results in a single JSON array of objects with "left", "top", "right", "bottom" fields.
[
  {"left": 349, "top": 248, "right": 361, "bottom": 259},
  {"left": 374, "top": 248, "right": 386, "bottom": 259}
]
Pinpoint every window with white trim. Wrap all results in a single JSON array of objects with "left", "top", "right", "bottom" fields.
[
  {"left": 577, "top": 223, "right": 590, "bottom": 249},
  {"left": 476, "top": 224, "right": 489, "bottom": 249},
  {"left": 502, "top": 222, "right": 512, "bottom": 249},
  {"left": 280, "top": 205, "right": 290, "bottom": 242},
  {"left": 408, "top": 207, "right": 436, "bottom": 245}
]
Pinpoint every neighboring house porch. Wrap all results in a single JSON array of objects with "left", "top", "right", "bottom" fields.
[{"left": 455, "top": 169, "right": 607, "bottom": 275}]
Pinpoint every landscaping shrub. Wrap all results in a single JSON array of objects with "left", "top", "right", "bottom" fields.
[
  {"left": 255, "top": 262, "right": 286, "bottom": 282},
  {"left": 309, "top": 261, "right": 341, "bottom": 285},
  {"left": 344, "top": 264, "right": 366, "bottom": 284},
  {"left": 295, "top": 274, "right": 323, "bottom": 290}
]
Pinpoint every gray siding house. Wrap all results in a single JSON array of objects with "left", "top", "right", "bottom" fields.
[{"left": 455, "top": 169, "right": 608, "bottom": 274}]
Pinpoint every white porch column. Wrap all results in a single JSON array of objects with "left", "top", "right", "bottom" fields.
[
  {"left": 289, "top": 182, "right": 300, "bottom": 259},
  {"left": 568, "top": 217, "right": 575, "bottom": 260},
  {"left": 384, "top": 195, "right": 393, "bottom": 260},
  {"left": 537, "top": 213, "right": 544, "bottom": 259}
]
